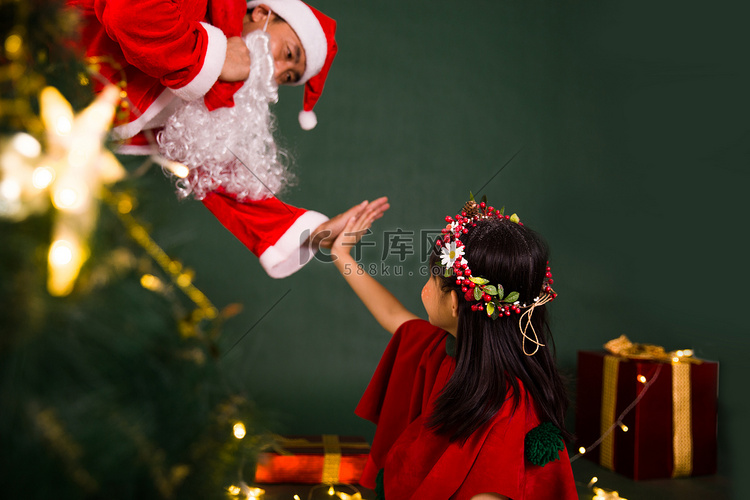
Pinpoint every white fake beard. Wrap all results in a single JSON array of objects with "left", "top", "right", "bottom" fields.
[{"left": 157, "top": 30, "right": 294, "bottom": 201}]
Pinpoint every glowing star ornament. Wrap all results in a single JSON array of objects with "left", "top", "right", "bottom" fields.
[{"left": 38, "top": 85, "right": 125, "bottom": 296}]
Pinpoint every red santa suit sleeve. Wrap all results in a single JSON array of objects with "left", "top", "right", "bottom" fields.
[
  {"left": 68, "top": 0, "right": 246, "bottom": 146},
  {"left": 201, "top": 190, "right": 329, "bottom": 279},
  {"left": 93, "top": 0, "right": 225, "bottom": 96}
]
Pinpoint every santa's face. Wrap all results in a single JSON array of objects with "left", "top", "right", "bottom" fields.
[{"left": 243, "top": 7, "right": 307, "bottom": 86}]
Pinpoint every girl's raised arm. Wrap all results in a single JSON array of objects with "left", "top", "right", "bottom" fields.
[{"left": 330, "top": 202, "right": 419, "bottom": 335}]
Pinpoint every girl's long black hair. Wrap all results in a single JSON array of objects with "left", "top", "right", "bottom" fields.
[{"left": 426, "top": 216, "right": 571, "bottom": 442}]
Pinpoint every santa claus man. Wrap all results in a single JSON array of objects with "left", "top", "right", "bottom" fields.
[{"left": 68, "top": 0, "right": 389, "bottom": 278}]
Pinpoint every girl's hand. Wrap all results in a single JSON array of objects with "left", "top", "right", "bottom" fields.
[
  {"left": 311, "top": 197, "right": 389, "bottom": 249},
  {"left": 329, "top": 198, "right": 418, "bottom": 334},
  {"left": 330, "top": 199, "right": 389, "bottom": 264}
]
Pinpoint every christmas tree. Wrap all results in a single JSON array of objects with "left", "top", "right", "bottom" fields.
[{"left": 1, "top": 1, "right": 266, "bottom": 497}]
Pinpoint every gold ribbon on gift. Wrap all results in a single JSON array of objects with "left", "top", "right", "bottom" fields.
[
  {"left": 671, "top": 362, "right": 693, "bottom": 477},
  {"left": 265, "top": 435, "right": 369, "bottom": 484},
  {"left": 321, "top": 434, "right": 342, "bottom": 484},
  {"left": 599, "top": 355, "right": 620, "bottom": 470},
  {"left": 599, "top": 335, "right": 697, "bottom": 477}
]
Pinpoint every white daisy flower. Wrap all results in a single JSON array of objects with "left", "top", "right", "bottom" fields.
[{"left": 440, "top": 241, "right": 465, "bottom": 268}]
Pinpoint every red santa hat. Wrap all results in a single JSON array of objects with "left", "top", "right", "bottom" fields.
[{"left": 247, "top": 0, "right": 338, "bottom": 130}]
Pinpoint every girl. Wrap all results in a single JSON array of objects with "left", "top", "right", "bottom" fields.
[{"left": 331, "top": 198, "right": 577, "bottom": 500}]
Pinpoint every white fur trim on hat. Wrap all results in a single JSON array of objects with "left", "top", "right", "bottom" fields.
[{"left": 247, "top": 0, "right": 327, "bottom": 84}]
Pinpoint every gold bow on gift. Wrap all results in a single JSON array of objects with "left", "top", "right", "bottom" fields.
[{"left": 604, "top": 335, "right": 700, "bottom": 364}]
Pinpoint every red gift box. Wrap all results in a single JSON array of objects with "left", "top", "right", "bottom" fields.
[
  {"left": 575, "top": 350, "right": 718, "bottom": 480},
  {"left": 254, "top": 435, "right": 370, "bottom": 484}
]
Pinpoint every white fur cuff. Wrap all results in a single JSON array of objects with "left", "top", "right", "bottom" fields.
[{"left": 171, "top": 22, "right": 227, "bottom": 101}]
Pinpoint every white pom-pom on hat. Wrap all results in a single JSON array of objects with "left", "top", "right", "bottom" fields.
[{"left": 298, "top": 109, "right": 318, "bottom": 130}]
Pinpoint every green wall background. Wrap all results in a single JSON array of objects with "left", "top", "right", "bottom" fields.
[{"left": 135, "top": 0, "right": 747, "bottom": 492}]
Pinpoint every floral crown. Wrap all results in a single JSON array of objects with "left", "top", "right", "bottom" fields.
[{"left": 435, "top": 195, "right": 557, "bottom": 355}]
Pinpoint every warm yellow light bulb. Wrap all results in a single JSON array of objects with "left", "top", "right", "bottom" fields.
[
  {"left": 151, "top": 154, "right": 190, "bottom": 178},
  {"left": 55, "top": 115, "right": 72, "bottom": 136},
  {"left": 620, "top": 424, "right": 628, "bottom": 432},
  {"left": 245, "top": 487, "right": 265, "bottom": 498},
  {"left": 117, "top": 196, "right": 133, "bottom": 214},
  {"left": 52, "top": 185, "right": 84, "bottom": 210},
  {"left": 233, "top": 422, "right": 246, "bottom": 439},
  {"left": 587, "top": 476, "right": 599, "bottom": 488},
  {"left": 4, "top": 33, "right": 22, "bottom": 57},
  {"left": 49, "top": 240, "right": 74, "bottom": 266},
  {"left": 47, "top": 235, "right": 87, "bottom": 296},
  {"left": 12, "top": 132, "right": 42, "bottom": 158},
  {"left": 227, "top": 485, "right": 241, "bottom": 495},
  {"left": 32, "top": 166, "right": 56, "bottom": 189},
  {"left": 578, "top": 446, "right": 586, "bottom": 455},
  {"left": 0, "top": 179, "right": 21, "bottom": 201},
  {"left": 171, "top": 162, "right": 190, "bottom": 178},
  {"left": 328, "top": 485, "right": 335, "bottom": 496},
  {"left": 140, "top": 274, "right": 161, "bottom": 291},
  {"left": 637, "top": 374, "right": 647, "bottom": 383}
]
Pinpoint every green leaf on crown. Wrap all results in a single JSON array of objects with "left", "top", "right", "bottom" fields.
[{"left": 489, "top": 302, "right": 500, "bottom": 319}]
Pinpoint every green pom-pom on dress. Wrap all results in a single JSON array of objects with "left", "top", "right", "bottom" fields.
[
  {"left": 524, "top": 422, "right": 564, "bottom": 467},
  {"left": 375, "top": 468, "right": 385, "bottom": 500}
]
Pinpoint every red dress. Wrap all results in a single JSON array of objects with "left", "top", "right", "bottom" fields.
[{"left": 355, "top": 319, "right": 578, "bottom": 499}]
